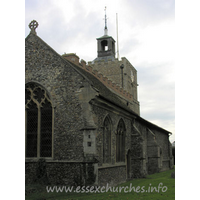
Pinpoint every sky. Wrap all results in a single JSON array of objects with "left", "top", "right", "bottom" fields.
[{"left": 25, "top": 0, "right": 175, "bottom": 142}]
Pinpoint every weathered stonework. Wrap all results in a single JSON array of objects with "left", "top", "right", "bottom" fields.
[
  {"left": 25, "top": 22, "right": 173, "bottom": 186},
  {"left": 98, "top": 165, "right": 126, "bottom": 186}
]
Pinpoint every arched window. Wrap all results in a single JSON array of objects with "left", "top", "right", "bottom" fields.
[
  {"left": 101, "top": 40, "right": 108, "bottom": 51},
  {"left": 25, "top": 83, "right": 52, "bottom": 158},
  {"left": 103, "top": 116, "right": 111, "bottom": 163},
  {"left": 116, "top": 119, "right": 126, "bottom": 162}
]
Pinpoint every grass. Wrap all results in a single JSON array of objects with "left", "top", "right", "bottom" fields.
[{"left": 25, "top": 168, "right": 175, "bottom": 200}]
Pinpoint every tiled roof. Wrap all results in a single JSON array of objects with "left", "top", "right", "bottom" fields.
[{"left": 66, "top": 60, "right": 135, "bottom": 114}]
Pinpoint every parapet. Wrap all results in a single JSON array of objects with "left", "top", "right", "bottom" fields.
[{"left": 62, "top": 53, "right": 133, "bottom": 101}]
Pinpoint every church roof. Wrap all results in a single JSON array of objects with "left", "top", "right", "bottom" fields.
[
  {"left": 25, "top": 28, "right": 171, "bottom": 135},
  {"left": 66, "top": 59, "right": 134, "bottom": 112},
  {"left": 65, "top": 60, "right": 171, "bottom": 135},
  {"left": 96, "top": 35, "right": 116, "bottom": 41}
]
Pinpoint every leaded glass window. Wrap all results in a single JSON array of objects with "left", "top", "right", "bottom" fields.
[{"left": 25, "top": 83, "right": 52, "bottom": 158}]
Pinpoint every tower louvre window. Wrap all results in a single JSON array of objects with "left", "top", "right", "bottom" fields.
[
  {"left": 25, "top": 83, "right": 53, "bottom": 158},
  {"left": 131, "top": 71, "right": 134, "bottom": 82},
  {"left": 101, "top": 40, "right": 108, "bottom": 51}
]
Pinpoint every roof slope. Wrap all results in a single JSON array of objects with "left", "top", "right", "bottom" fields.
[
  {"left": 25, "top": 32, "right": 171, "bottom": 135},
  {"left": 66, "top": 61, "right": 171, "bottom": 135},
  {"left": 66, "top": 60, "right": 135, "bottom": 113}
]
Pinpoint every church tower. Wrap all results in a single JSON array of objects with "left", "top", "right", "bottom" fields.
[
  {"left": 89, "top": 8, "right": 140, "bottom": 115},
  {"left": 94, "top": 7, "right": 116, "bottom": 61}
]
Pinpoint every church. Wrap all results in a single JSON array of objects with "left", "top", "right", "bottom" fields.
[{"left": 25, "top": 18, "right": 174, "bottom": 186}]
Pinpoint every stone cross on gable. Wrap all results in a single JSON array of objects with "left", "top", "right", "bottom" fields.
[{"left": 29, "top": 20, "right": 39, "bottom": 35}]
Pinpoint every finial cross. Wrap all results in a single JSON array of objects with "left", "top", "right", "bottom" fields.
[{"left": 29, "top": 20, "right": 39, "bottom": 34}]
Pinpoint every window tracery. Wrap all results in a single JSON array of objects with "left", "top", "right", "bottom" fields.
[{"left": 25, "top": 83, "right": 52, "bottom": 158}]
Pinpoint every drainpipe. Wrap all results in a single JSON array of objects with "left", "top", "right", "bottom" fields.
[{"left": 120, "top": 64, "right": 124, "bottom": 88}]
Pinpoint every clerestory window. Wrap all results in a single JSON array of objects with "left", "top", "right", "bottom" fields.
[{"left": 25, "top": 83, "right": 53, "bottom": 158}]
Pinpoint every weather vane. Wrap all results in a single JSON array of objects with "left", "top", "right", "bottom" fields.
[
  {"left": 29, "top": 20, "right": 39, "bottom": 34},
  {"left": 104, "top": 6, "right": 108, "bottom": 30},
  {"left": 104, "top": 7, "right": 108, "bottom": 35}
]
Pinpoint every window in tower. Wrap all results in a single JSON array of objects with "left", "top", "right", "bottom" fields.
[
  {"left": 131, "top": 71, "right": 134, "bottom": 82},
  {"left": 101, "top": 40, "right": 108, "bottom": 51}
]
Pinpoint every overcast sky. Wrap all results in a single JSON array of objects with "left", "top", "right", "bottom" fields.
[{"left": 25, "top": 0, "right": 175, "bottom": 142}]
